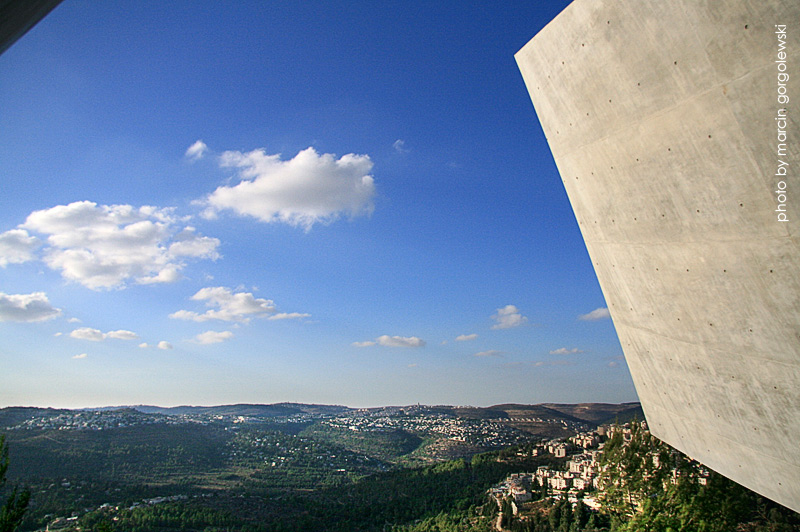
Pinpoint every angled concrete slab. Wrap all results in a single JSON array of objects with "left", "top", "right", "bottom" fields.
[{"left": 516, "top": 0, "right": 799, "bottom": 512}]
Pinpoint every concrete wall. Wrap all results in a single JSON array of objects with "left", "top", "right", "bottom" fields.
[{"left": 516, "top": 0, "right": 799, "bottom": 512}]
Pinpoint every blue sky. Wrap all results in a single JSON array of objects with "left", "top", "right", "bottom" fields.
[{"left": 0, "top": 0, "right": 636, "bottom": 408}]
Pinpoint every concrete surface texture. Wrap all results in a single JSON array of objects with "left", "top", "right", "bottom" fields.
[{"left": 516, "top": 0, "right": 799, "bottom": 513}]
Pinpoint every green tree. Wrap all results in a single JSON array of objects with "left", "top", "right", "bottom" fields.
[
  {"left": 0, "top": 435, "right": 29, "bottom": 532},
  {"left": 596, "top": 420, "right": 671, "bottom": 521}
]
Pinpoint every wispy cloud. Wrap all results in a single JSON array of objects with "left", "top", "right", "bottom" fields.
[
  {"left": 17, "top": 201, "right": 219, "bottom": 290},
  {"left": 392, "top": 139, "right": 409, "bottom": 153},
  {"left": 185, "top": 140, "right": 209, "bottom": 161},
  {"left": 72, "top": 353, "right": 88, "bottom": 360},
  {"left": 549, "top": 347, "right": 583, "bottom": 355},
  {"left": 455, "top": 333, "right": 478, "bottom": 342},
  {"left": 607, "top": 355, "right": 626, "bottom": 368},
  {"left": 140, "top": 340, "right": 174, "bottom": 350},
  {"left": 268, "top": 312, "right": 311, "bottom": 321},
  {"left": 0, "top": 291, "right": 61, "bottom": 322},
  {"left": 578, "top": 307, "right": 610, "bottom": 321},
  {"left": 352, "top": 341, "right": 376, "bottom": 348},
  {"left": 195, "top": 330, "right": 234, "bottom": 344},
  {"left": 203, "top": 147, "right": 376, "bottom": 231},
  {"left": 491, "top": 305, "right": 528, "bottom": 330},
  {"left": 70, "top": 327, "right": 140, "bottom": 342},
  {"left": 474, "top": 350, "right": 503, "bottom": 358}
]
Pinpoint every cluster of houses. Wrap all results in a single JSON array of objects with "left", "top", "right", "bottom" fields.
[
  {"left": 490, "top": 422, "right": 712, "bottom": 516},
  {"left": 490, "top": 427, "right": 609, "bottom": 513},
  {"left": 323, "top": 408, "right": 526, "bottom": 448}
]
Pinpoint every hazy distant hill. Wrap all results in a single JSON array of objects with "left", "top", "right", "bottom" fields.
[
  {"left": 540, "top": 402, "right": 645, "bottom": 425},
  {"left": 127, "top": 402, "right": 352, "bottom": 418},
  {"left": 0, "top": 402, "right": 641, "bottom": 428}
]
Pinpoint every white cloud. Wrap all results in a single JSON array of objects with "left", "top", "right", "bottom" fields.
[
  {"left": 70, "top": 327, "right": 105, "bottom": 341},
  {"left": 137, "top": 265, "right": 182, "bottom": 285},
  {"left": 70, "top": 327, "right": 139, "bottom": 341},
  {"left": 106, "top": 330, "right": 139, "bottom": 340},
  {"left": 474, "top": 350, "right": 503, "bottom": 357},
  {"left": 19, "top": 201, "right": 220, "bottom": 290},
  {"left": 157, "top": 341, "right": 173, "bottom": 350},
  {"left": 578, "top": 307, "right": 611, "bottom": 321},
  {"left": 68, "top": 317, "right": 82, "bottom": 323},
  {"left": 204, "top": 147, "right": 376, "bottom": 230},
  {"left": 352, "top": 341, "right": 377, "bottom": 347},
  {"left": 376, "top": 335, "right": 425, "bottom": 348},
  {"left": 0, "top": 292, "right": 62, "bottom": 322},
  {"left": 139, "top": 343, "right": 150, "bottom": 348},
  {"left": 549, "top": 347, "right": 584, "bottom": 355},
  {"left": 393, "top": 139, "right": 409, "bottom": 153},
  {"left": 185, "top": 140, "right": 209, "bottom": 161},
  {"left": 0, "top": 229, "right": 39, "bottom": 267},
  {"left": 491, "top": 305, "right": 528, "bottom": 330},
  {"left": 170, "top": 287, "right": 277, "bottom": 322},
  {"left": 353, "top": 336, "right": 426, "bottom": 348},
  {"left": 195, "top": 330, "right": 234, "bottom": 344},
  {"left": 168, "top": 227, "right": 220, "bottom": 258},
  {"left": 72, "top": 353, "right": 88, "bottom": 359},
  {"left": 455, "top": 333, "right": 478, "bottom": 342},
  {"left": 267, "top": 312, "right": 311, "bottom": 321}
]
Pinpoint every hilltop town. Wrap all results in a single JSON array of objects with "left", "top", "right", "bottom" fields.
[{"left": 488, "top": 421, "right": 716, "bottom": 531}]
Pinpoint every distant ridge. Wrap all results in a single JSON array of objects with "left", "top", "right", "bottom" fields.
[
  {"left": 122, "top": 403, "right": 352, "bottom": 417},
  {"left": 539, "top": 403, "right": 645, "bottom": 426},
  {"left": 0, "top": 402, "right": 642, "bottom": 429}
]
